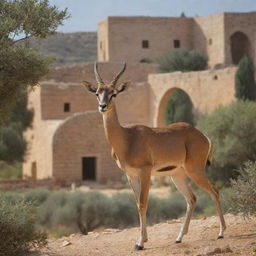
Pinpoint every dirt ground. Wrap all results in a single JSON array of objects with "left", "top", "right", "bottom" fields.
[{"left": 40, "top": 214, "right": 256, "bottom": 256}]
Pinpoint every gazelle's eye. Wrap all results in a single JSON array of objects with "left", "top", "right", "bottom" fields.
[{"left": 96, "top": 92, "right": 99, "bottom": 97}]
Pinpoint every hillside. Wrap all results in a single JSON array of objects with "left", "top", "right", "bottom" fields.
[
  {"left": 40, "top": 214, "right": 256, "bottom": 256},
  {"left": 29, "top": 32, "right": 97, "bottom": 66}
]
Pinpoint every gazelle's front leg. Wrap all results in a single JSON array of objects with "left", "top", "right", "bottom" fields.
[
  {"left": 127, "top": 170, "right": 151, "bottom": 250},
  {"left": 171, "top": 169, "right": 197, "bottom": 243}
]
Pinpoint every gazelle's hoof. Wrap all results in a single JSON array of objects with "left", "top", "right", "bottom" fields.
[
  {"left": 175, "top": 240, "right": 182, "bottom": 243},
  {"left": 134, "top": 244, "right": 144, "bottom": 251},
  {"left": 217, "top": 235, "right": 224, "bottom": 239}
]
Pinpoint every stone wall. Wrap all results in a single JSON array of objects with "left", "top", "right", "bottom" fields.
[
  {"left": 52, "top": 112, "right": 122, "bottom": 183},
  {"left": 45, "top": 62, "right": 157, "bottom": 84},
  {"left": 193, "top": 14, "right": 225, "bottom": 68},
  {"left": 98, "top": 19, "right": 109, "bottom": 61},
  {"left": 23, "top": 86, "right": 63, "bottom": 179},
  {"left": 39, "top": 81, "right": 150, "bottom": 124},
  {"left": 98, "top": 16, "right": 193, "bottom": 63}
]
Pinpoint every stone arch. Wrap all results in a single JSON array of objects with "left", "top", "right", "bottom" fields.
[
  {"left": 230, "top": 31, "right": 253, "bottom": 64},
  {"left": 156, "top": 87, "right": 194, "bottom": 127},
  {"left": 52, "top": 111, "right": 121, "bottom": 183}
]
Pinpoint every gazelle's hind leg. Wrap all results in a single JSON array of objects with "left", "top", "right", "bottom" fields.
[
  {"left": 171, "top": 169, "right": 197, "bottom": 243},
  {"left": 185, "top": 166, "right": 226, "bottom": 239}
]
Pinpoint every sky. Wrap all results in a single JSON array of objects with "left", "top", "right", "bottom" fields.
[{"left": 49, "top": 0, "right": 256, "bottom": 33}]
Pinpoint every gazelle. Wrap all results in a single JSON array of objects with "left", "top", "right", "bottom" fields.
[{"left": 83, "top": 63, "right": 226, "bottom": 250}]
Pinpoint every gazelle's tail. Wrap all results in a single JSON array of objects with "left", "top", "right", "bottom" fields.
[{"left": 206, "top": 137, "right": 213, "bottom": 166}]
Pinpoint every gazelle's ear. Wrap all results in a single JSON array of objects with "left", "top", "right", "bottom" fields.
[
  {"left": 83, "top": 81, "right": 97, "bottom": 93},
  {"left": 115, "top": 81, "right": 131, "bottom": 94}
]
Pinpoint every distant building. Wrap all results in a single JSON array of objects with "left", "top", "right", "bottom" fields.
[
  {"left": 23, "top": 12, "right": 256, "bottom": 183},
  {"left": 98, "top": 13, "right": 256, "bottom": 67}
]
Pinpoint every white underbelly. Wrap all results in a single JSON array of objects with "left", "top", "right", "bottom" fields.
[
  {"left": 115, "top": 158, "right": 141, "bottom": 177},
  {"left": 124, "top": 166, "right": 141, "bottom": 177}
]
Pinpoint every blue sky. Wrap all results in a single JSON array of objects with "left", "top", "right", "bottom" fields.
[{"left": 49, "top": 0, "right": 256, "bottom": 32}]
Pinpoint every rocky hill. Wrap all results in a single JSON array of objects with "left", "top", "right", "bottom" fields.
[{"left": 30, "top": 32, "right": 97, "bottom": 66}]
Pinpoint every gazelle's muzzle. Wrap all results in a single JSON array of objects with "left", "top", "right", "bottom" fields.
[
  {"left": 97, "top": 89, "right": 111, "bottom": 113},
  {"left": 99, "top": 103, "right": 107, "bottom": 112}
]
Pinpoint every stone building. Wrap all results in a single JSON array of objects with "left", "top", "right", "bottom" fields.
[
  {"left": 23, "top": 11, "right": 255, "bottom": 183},
  {"left": 98, "top": 12, "right": 256, "bottom": 67}
]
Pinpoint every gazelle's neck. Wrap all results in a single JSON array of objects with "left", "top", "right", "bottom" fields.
[{"left": 102, "top": 102, "right": 127, "bottom": 154}]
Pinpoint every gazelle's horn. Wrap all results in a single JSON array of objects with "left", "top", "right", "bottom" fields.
[
  {"left": 110, "top": 62, "right": 126, "bottom": 86},
  {"left": 94, "top": 62, "right": 104, "bottom": 85}
]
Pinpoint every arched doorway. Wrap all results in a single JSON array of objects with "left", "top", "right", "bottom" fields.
[
  {"left": 230, "top": 31, "right": 252, "bottom": 65},
  {"left": 157, "top": 88, "right": 194, "bottom": 127}
]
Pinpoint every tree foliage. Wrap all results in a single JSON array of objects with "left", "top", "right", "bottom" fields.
[
  {"left": 197, "top": 101, "right": 256, "bottom": 183},
  {"left": 0, "top": 0, "right": 68, "bottom": 122},
  {"left": 0, "top": 93, "right": 33, "bottom": 163},
  {"left": 235, "top": 56, "right": 256, "bottom": 101},
  {"left": 165, "top": 90, "right": 194, "bottom": 125},
  {"left": 158, "top": 49, "right": 208, "bottom": 73}
]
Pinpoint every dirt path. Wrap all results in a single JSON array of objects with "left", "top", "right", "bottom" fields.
[{"left": 41, "top": 214, "right": 256, "bottom": 256}]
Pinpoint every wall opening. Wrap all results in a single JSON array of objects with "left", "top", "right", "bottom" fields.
[
  {"left": 157, "top": 88, "right": 194, "bottom": 127},
  {"left": 230, "top": 31, "right": 252, "bottom": 65},
  {"left": 64, "top": 103, "right": 70, "bottom": 112},
  {"left": 31, "top": 162, "right": 37, "bottom": 180},
  {"left": 173, "top": 39, "right": 180, "bottom": 48},
  {"left": 142, "top": 40, "right": 149, "bottom": 48},
  {"left": 82, "top": 157, "right": 96, "bottom": 181}
]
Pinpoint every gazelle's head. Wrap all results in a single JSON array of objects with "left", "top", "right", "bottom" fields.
[{"left": 83, "top": 62, "right": 130, "bottom": 113}]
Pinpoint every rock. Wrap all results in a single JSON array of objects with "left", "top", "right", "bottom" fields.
[
  {"left": 62, "top": 240, "right": 71, "bottom": 247},
  {"left": 167, "top": 219, "right": 181, "bottom": 224},
  {"left": 204, "top": 246, "right": 222, "bottom": 256},
  {"left": 221, "top": 245, "right": 233, "bottom": 253},
  {"left": 94, "top": 233, "right": 100, "bottom": 238},
  {"left": 103, "top": 228, "right": 121, "bottom": 234}
]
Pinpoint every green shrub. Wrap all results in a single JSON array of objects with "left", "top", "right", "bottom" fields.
[
  {"left": 0, "top": 161, "right": 22, "bottom": 179},
  {"left": 165, "top": 90, "right": 194, "bottom": 125},
  {"left": 235, "top": 56, "right": 256, "bottom": 101},
  {"left": 0, "top": 127, "right": 26, "bottom": 163},
  {"left": 24, "top": 189, "right": 50, "bottom": 205},
  {"left": 37, "top": 189, "right": 215, "bottom": 236},
  {"left": 39, "top": 191, "right": 111, "bottom": 234},
  {"left": 0, "top": 194, "right": 47, "bottom": 256},
  {"left": 39, "top": 190, "right": 69, "bottom": 227},
  {"left": 80, "top": 191, "right": 111, "bottom": 231},
  {"left": 107, "top": 193, "right": 137, "bottom": 228},
  {"left": 197, "top": 100, "right": 256, "bottom": 183},
  {"left": 0, "top": 187, "right": 229, "bottom": 239},
  {"left": 226, "top": 161, "right": 256, "bottom": 217},
  {"left": 158, "top": 49, "right": 208, "bottom": 73},
  {"left": 149, "top": 192, "right": 186, "bottom": 222},
  {"left": 195, "top": 191, "right": 211, "bottom": 214},
  {"left": 0, "top": 94, "right": 33, "bottom": 164}
]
